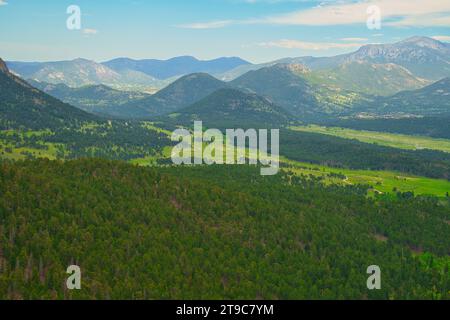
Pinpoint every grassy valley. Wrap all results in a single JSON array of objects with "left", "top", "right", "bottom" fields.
[
  {"left": 292, "top": 125, "right": 450, "bottom": 153},
  {"left": 282, "top": 158, "right": 450, "bottom": 198}
]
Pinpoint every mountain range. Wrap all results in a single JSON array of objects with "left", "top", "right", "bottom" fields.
[
  {"left": 0, "top": 57, "right": 292, "bottom": 131},
  {"left": 103, "top": 56, "right": 250, "bottom": 80},
  {"left": 2, "top": 36, "right": 449, "bottom": 126},
  {"left": 6, "top": 58, "right": 168, "bottom": 93},
  {"left": 118, "top": 63, "right": 369, "bottom": 120},
  {"left": 6, "top": 56, "right": 250, "bottom": 92},
  {"left": 220, "top": 36, "right": 450, "bottom": 94},
  {"left": 8, "top": 37, "right": 450, "bottom": 98},
  {"left": 123, "top": 58, "right": 449, "bottom": 120}
]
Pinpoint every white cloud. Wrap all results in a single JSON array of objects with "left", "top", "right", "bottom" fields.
[
  {"left": 82, "top": 28, "right": 98, "bottom": 35},
  {"left": 0, "top": 0, "right": 8, "bottom": 6},
  {"left": 385, "top": 13, "right": 450, "bottom": 27},
  {"left": 258, "top": 39, "right": 365, "bottom": 50},
  {"left": 178, "top": 20, "right": 234, "bottom": 29},
  {"left": 341, "top": 37, "right": 368, "bottom": 41},
  {"left": 183, "top": 0, "right": 450, "bottom": 29},
  {"left": 261, "top": 0, "right": 450, "bottom": 27},
  {"left": 432, "top": 35, "right": 450, "bottom": 42}
]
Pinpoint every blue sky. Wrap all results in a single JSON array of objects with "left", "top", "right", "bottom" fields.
[{"left": 0, "top": 0, "right": 449, "bottom": 63}]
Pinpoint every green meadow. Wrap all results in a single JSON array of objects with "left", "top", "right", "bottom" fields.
[
  {"left": 282, "top": 157, "right": 450, "bottom": 198},
  {"left": 2, "top": 127, "right": 449, "bottom": 198},
  {"left": 291, "top": 125, "right": 450, "bottom": 153}
]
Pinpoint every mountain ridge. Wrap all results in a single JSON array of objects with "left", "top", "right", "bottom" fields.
[
  {"left": 0, "top": 57, "right": 97, "bottom": 130},
  {"left": 103, "top": 56, "right": 251, "bottom": 80},
  {"left": 6, "top": 58, "right": 167, "bottom": 92},
  {"left": 221, "top": 36, "right": 450, "bottom": 83}
]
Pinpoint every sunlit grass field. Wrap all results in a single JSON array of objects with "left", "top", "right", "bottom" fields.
[
  {"left": 2, "top": 127, "right": 449, "bottom": 198},
  {"left": 281, "top": 158, "right": 450, "bottom": 198},
  {"left": 291, "top": 125, "right": 450, "bottom": 153}
]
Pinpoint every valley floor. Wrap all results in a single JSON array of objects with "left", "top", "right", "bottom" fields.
[
  {"left": 292, "top": 125, "right": 450, "bottom": 153},
  {"left": 1, "top": 125, "right": 450, "bottom": 198}
]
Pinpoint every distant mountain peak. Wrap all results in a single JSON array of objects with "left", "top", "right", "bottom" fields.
[
  {"left": 166, "top": 55, "right": 198, "bottom": 62},
  {"left": 0, "top": 58, "right": 9, "bottom": 74},
  {"left": 73, "top": 57, "right": 89, "bottom": 61},
  {"left": 178, "top": 72, "right": 218, "bottom": 81},
  {"left": 352, "top": 35, "right": 448, "bottom": 55},
  {"left": 399, "top": 36, "right": 446, "bottom": 49}
]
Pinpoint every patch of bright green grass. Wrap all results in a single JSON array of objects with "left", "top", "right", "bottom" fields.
[
  {"left": 282, "top": 157, "right": 450, "bottom": 198},
  {"left": 141, "top": 122, "right": 172, "bottom": 136},
  {"left": 291, "top": 125, "right": 450, "bottom": 153},
  {"left": 0, "top": 142, "right": 63, "bottom": 161}
]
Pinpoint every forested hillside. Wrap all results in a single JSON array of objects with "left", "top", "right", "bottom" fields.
[
  {"left": 0, "top": 159, "right": 448, "bottom": 299},
  {"left": 0, "top": 59, "right": 96, "bottom": 130},
  {"left": 310, "top": 61, "right": 428, "bottom": 96},
  {"left": 171, "top": 88, "right": 292, "bottom": 129},
  {"left": 370, "top": 78, "right": 450, "bottom": 116}
]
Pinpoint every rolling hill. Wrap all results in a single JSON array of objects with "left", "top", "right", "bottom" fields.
[
  {"left": 0, "top": 58, "right": 96, "bottom": 130},
  {"left": 122, "top": 73, "right": 229, "bottom": 117},
  {"left": 170, "top": 88, "right": 292, "bottom": 128}
]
